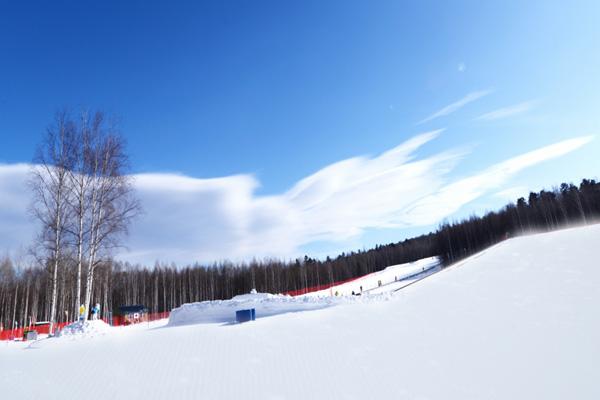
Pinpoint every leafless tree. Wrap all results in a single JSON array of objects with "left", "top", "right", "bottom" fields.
[
  {"left": 65, "top": 111, "right": 100, "bottom": 317},
  {"left": 80, "top": 115, "right": 141, "bottom": 319},
  {"left": 29, "top": 111, "right": 75, "bottom": 333},
  {"left": 27, "top": 110, "right": 140, "bottom": 330}
]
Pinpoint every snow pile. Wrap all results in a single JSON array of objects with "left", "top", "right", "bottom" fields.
[
  {"left": 168, "top": 259, "right": 441, "bottom": 326},
  {"left": 167, "top": 291, "right": 389, "bottom": 326},
  {"left": 57, "top": 320, "right": 112, "bottom": 339}
]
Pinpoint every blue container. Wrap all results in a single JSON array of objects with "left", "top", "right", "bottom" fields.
[{"left": 236, "top": 308, "right": 256, "bottom": 323}]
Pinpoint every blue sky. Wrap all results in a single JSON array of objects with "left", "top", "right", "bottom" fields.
[{"left": 1, "top": 1, "right": 599, "bottom": 264}]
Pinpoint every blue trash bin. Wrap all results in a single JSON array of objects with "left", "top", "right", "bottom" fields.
[{"left": 236, "top": 308, "right": 256, "bottom": 323}]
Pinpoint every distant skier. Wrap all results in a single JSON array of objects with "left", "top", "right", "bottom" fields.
[
  {"left": 78, "top": 304, "right": 86, "bottom": 322},
  {"left": 91, "top": 303, "right": 100, "bottom": 320}
]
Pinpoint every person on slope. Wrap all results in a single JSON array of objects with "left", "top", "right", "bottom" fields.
[
  {"left": 91, "top": 304, "right": 100, "bottom": 320},
  {"left": 79, "top": 304, "right": 86, "bottom": 322}
]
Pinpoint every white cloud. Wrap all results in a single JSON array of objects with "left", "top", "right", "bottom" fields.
[
  {"left": 418, "top": 90, "right": 492, "bottom": 124},
  {"left": 0, "top": 134, "right": 592, "bottom": 265},
  {"left": 458, "top": 63, "right": 466, "bottom": 72},
  {"left": 475, "top": 100, "right": 537, "bottom": 121},
  {"left": 0, "top": 163, "right": 33, "bottom": 256},
  {"left": 126, "top": 130, "right": 458, "bottom": 264},
  {"left": 400, "top": 136, "right": 594, "bottom": 224}
]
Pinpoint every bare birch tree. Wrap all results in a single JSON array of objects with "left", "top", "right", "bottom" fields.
[
  {"left": 65, "top": 111, "right": 98, "bottom": 317},
  {"left": 81, "top": 116, "right": 140, "bottom": 319},
  {"left": 28, "top": 110, "right": 139, "bottom": 328},
  {"left": 29, "top": 112, "right": 75, "bottom": 333}
]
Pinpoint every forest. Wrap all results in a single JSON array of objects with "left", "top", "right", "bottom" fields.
[{"left": 1, "top": 177, "right": 599, "bottom": 330}]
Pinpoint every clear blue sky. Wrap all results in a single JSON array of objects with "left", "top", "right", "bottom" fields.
[{"left": 1, "top": 1, "right": 599, "bottom": 264}]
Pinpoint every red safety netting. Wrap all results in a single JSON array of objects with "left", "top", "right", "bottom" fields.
[
  {"left": 0, "top": 321, "right": 71, "bottom": 341},
  {"left": 0, "top": 312, "right": 171, "bottom": 341}
]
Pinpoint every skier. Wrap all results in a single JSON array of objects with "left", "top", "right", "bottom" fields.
[
  {"left": 78, "top": 304, "right": 86, "bottom": 322},
  {"left": 91, "top": 303, "right": 100, "bottom": 320}
]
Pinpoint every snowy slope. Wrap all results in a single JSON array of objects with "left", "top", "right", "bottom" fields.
[
  {"left": 1, "top": 225, "right": 600, "bottom": 399},
  {"left": 167, "top": 258, "right": 440, "bottom": 326},
  {"left": 305, "top": 256, "right": 440, "bottom": 296}
]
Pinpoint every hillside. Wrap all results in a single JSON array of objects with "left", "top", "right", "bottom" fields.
[{"left": 1, "top": 224, "right": 599, "bottom": 399}]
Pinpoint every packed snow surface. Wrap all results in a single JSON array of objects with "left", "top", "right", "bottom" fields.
[
  {"left": 57, "top": 320, "right": 113, "bottom": 339},
  {"left": 168, "top": 257, "right": 439, "bottom": 326},
  {"left": 306, "top": 256, "right": 440, "bottom": 296},
  {"left": 2, "top": 225, "right": 600, "bottom": 399},
  {"left": 168, "top": 292, "right": 345, "bottom": 325}
]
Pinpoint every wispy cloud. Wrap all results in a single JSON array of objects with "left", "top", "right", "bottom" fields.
[
  {"left": 400, "top": 136, "right": 594, "bottom": 224},
  {"left": 126, "top": 130, "right": 460, "bottom": 264},
  {"left": 475, "top": 100, "right": 538, "bottom": 121},
  {"left": 418, "top": 90, "right": 492, "bottom": 124},
  {"left": 0, "top": 134, "right": 592, "bottom": 265}
]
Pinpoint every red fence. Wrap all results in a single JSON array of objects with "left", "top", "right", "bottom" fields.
[
  {"left": 0, "top": 321, "right": 71, "bottom": 341},
  {"left": 0, "top": 312, "right": 171, "bottom": 341}
]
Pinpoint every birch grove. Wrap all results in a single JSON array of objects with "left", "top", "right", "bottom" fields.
[{"left": 28, "top": 110, "right": 139, "bottom": 330}]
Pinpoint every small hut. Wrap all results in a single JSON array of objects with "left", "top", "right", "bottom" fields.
[{"left": 115, "top": 305, "right": 148, "bottom": 325}]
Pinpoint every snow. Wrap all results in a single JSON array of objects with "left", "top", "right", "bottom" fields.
[
  {"left": 305, "top": 256, "right": 440, "bottom": 296},
  {"left": 169, "top": 292, "right": 339, "bottom": 325},
  {"left": 2, "top": 224, "right": 600, "bottom": 399},
  {"left": 167, "top": 259, "right": 440, "bottom": 326},
  {"left": 57, "top": 320, "right": 113, "bottom": 339},
  {"left": 168, "top": 291, "right": 397, "bottom": 326}
]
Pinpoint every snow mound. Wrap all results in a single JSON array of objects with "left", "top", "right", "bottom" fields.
[
  {"left": 231, "top": 292, "right": 273, "bottom": 301},
  {"left": 57, "top": 320, "right": 112, "bottom": 339},
  {"left": 166, "top": 260, "right": 446, "bottom": 327},
  {"left": 168, "top": 291, "right": 382, "bottom": 326}
]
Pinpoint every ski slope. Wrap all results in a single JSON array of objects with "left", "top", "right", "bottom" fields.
[
  {"left": 1, "top": 225, "right": 599, "bottom": 399},
  {"left": 305, "top": 256, "right": 440, "bottom": 296},
  {"left": 168, "top": 258, "right": 440, "bottom": 326}
]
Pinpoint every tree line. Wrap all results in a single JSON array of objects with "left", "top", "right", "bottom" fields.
[
  {"left": 1, "top": 110, "right": 599, "bottom": 331},
  {"left": 2, "top": 177, "right": 598, "bottom": 331},
  {"left": 436, "top": 179, "right": 600, "bottom": 264}
]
